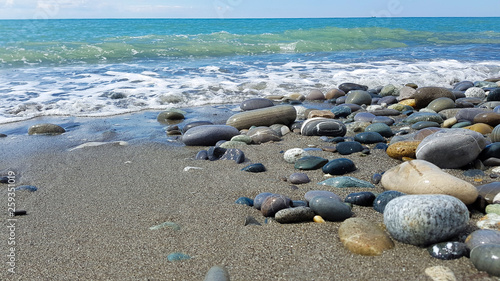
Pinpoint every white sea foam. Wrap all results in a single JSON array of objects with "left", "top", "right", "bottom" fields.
[{"left": 0, "top": 59, "right": 499, "bottom": 124}]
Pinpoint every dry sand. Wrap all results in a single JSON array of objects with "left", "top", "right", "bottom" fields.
[{"left": 1, "top": 111, "right": 498, "bottom": 281}]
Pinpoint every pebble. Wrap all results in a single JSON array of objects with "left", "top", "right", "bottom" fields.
[
  {"left": 373, "top": 190, "right": 405, "bottom": 213},
  {"left": 283, "top": 148, "right": 310, "bottom": 164},
  {"left": 294, "top": 156, "right": 328, "bottom": 170},
  {"left": 344, "top": 192, "right": 376, "bottom": 206},
  {"left": 477, "top": 213, "right": 500, "bottom": 230},
  {"left": 338, "top": 82, "right": 368, "bottom": 93},
  {"left": 486, "top": 204, "right": 500, "bottom": 215},
  {"left": 338, "top": 217, "right": 394, "bottom": 256},
  {"left": 492, "top": 124, "right": 500, "bottom": 142},
  {"left": 383, "top": 195, "right": 469, "bottom": 247},
  {"left": 240, "top": 98, "right": 274, "bottom": 111},
  {"left": 426, "top": 97, "right": 456, "bottom": 112},
  {"left": 182, "top": 125, "right": 240, "bottom": 146},
  {"left": 219, "top": 148, "right": 246, "bottom": 163},
  {"left": 386, "top": 140, "right": 420, "bottom": 160},
  {"left": 157, "top": 110, "right": 185, "bottom": 123},
  {"left": 149, "top": 221, "right": 181, "bottom": 231},
  {"left": 301, "top": 117, "right": 347, "bottom": 137},
  {"left": 235, "top": 197, "right": 254, "bottom": 206},
  {"left": 379, "top": 84, "right": 397, "bottom": 97},
  {"left": 247, "top": 126, "right": 281, "bottom": 144},
  {"left": 365, "top": 122, "right": 393, "bottom": 137},
  {"left": 241, "top": 163, "right": 266, "bottom": 173},
  {"left": 465, "top": 229, "right": 500, "bottom": 252},
  {"left": 226, "top": 105, "right": 297, "bottom": 130},
  {"left": 230, "top": 134, "right": 253, "bottom": 144},
  {"left": 410, "top": 121, "right": 440, "bottom": 130},
  {"left": 317, "top": 176, "right": 374, "bottom": 188},
  {"left": 274, "top": 206, "right": 316, "bottom": 223},
  {"left": 261, "top": 194, "right": 292, "bottom": 217},
  {"left": 488, "top": 88, "right": 500, "bottom": 101},
  {"left": 203, "top": 265, "right": 230, "bottom": 281},
  {"left": 253, "top": 192, "right": 274, "bottom": 210},
  {"left": 307, "top": 109, "right": 335, "bottom": 119},
  {"left": 354, "top": 112, "right": 376, "bottom": 122},
  {"left": 218, "top": 140, "right": 247, "bottom": 149},
  {"left": 289, "top": 172, "right": 310, "bottom": 184},
  {"left": 424, "top": 266, "right": 458, "bottom": 281},
  {"left": 336, "top": 141, "right": 363, "bottom": 155},
  {"left": 182, "top": 121, "right": 214, "bottom": 133},
  {"left": 15, "top": 185, "right": 38, "bottom": 192},
  {"left": 470, "top": 244, "right": 500, "bottom": 277},
  {"left": 476, "top": 182, "right": 500, "bottom": 204},
  {"left": 330, "top": 105, "right": 351, "bottom": 118},
  {"left": 313, "top": 215, "right": 325, "bottom": 223},
  {"left": 403, "top": 112, "right": 443, "bottom": 124},
  {"left": 473, "top": 112, "right": 500, "bottom": 127},
  {"left": 454, "top": 80, "right": 474, "bottom": 91},
  {"left": 371, "top": 173, "right": 382, "bottom": 184},
  {"left": 464, "top": 123, "right": 493, "bottom": 134},
  {"left": 304, "top": 190, "right": 341, "bottom": 203},
  {"left": 28, "top": 123, "right": 66, "bottom": 135},
  {"left": 207, "top": 146, "right": 227, "bottom": 161},
  {"left": 309, "top": 196, "right": 352, "bottom": 221},
  {"left": 412, "top": 87, "right": 455, "bottom": 108},
  {"left": 415, "top": 128, "right": 487, "bottom": 169},
  {"left": 381, "top": 160, "right": 478, "bottom": 204},
  {"left": 322, "top": 158, "right": 356, "bottom": 175},
  {"left": 354, "top": 132, "right": 385, "bottom": 144},
  {"left": 371, "top": 116, "right": 395, "bottom": 126},
  {"left": 427, "top": 242, "right": 469, "bottom": 260},
  {"left": 167, "top": 253, "right": 191, "bottom": 262}
]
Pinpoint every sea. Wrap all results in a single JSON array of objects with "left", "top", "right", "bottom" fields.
[{"left": 1, "top": 17, "right": 500, "bottom": 125}]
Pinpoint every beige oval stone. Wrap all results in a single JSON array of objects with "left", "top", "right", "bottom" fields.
[
  {"left": 307, "top": 110, "right": 335, "bottom": 119},
  {"left": 386, "top": 140, "right": 421, "bottom": 160},
  {"left": 338, "top": 217, "right": 394, "bottom": 256},
  {"left": 442, "top": 117, "right": 457, "bottom": 128},
  {"left": 381, "top": 160, "right": 478, "bottom": 204},
  {"left": 399, "top": 99, "right": 416, "bottom": 107},
  {"left": 226, "top": 105, "right": 297, "bottom": 130},
  {"left": 325, "top": 88, "right": 345, "bottom": 99}
]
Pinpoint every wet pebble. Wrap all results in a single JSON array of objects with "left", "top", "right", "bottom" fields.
[
  {"left": 475, "top": 182, "right": 500, "bottom": 204},
  {"left": 241, "top": 163, "right": 266, "bottom": 173},
  {"left": 373, "top": 190, "right": 405, "bottom": 213},
  {"left": 317, "top": 176, "right": 374, "bottom": 188},
  {"left": 322, "top": 158, "right": 356, "bottom": 175},
  {"left": 336, "top": 141, "right": 363, "bottom": 155},
  {"left": 226, "top": 105, "right": 296, "bottom": 130},
  {"left": 247, "top": 126, "right": 281, "bottom": 144},
  {"left": 235, "top": 197, "right": 254, "bottom": 206},
  {"left": 301, "top": 117, "right": 347, "bottom": 137},
  {"left": 470, "top": 244, "right": 500, "bottom": 277},
  {"left": 28, "top": 123, "right": 66, "bottom": 135},
  {"left": 240, "top": 98, "right": 274, "bottom": 111},
  {"left": 182, "top": 125, "right": 240, "bottom": 146},
  {"left": 365, "top": 122, "right": 394, "bottom": 137},
  {"left": 410, "top": 121, "right": 440, "bottom": 130},
  {"left": 344, "top": 192, "right": 376, "bottom": 206},
  {"left": 354, "top": 132, "right": 385, "bottom": 144},
  {"left": 427, "top": 242, "right": 469, "bottom": 260},
  {"left": 371, "top": 173, "right": 382, "bottom": 184},
  {"left": 295, "top": 156, "right": 328, "bottom": 170}
]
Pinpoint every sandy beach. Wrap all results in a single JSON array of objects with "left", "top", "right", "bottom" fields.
[{"left": 1, "top": 106, "right": 498, "bottom": 280}]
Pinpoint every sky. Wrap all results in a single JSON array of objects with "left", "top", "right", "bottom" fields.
[{"left": 0, "top": 0, "right": 499, "bottom": 19}]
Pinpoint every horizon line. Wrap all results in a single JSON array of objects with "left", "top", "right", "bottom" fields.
[{"left": 1, "top": 16, "right": 499, "bottom": 20}]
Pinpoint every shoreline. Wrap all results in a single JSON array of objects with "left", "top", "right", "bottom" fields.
[{"left": 1, "top": 101, "right": 499, "bottom": 280}]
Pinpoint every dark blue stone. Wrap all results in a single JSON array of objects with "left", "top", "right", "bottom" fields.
[
  {"left": 294, "top": 156, "right": 329, "bottom": 170},
  {"left": 331, "top": 105, "right": 351, "bottom": 118},
  {"left": 377, "top": 96, "right": 397, "bottom": 105},
  {"left": 463, "top": 169, "right": 485, "bottom": 177},
  {"left": 322, "top": 158, "right": 356, "bottom": 175},
  {"left": 486, "top": 88, "right": 500, "bottom": 101},
  {"left": 336, "top": 141, "right": 363, "bottom": 155},
  {"left": 235, "top": 197, "right": 254, "bottom": 206},
  {"left": 453, "top": 81, "right": 474, "bottom": 91},
  {"left": 373, "top": 190, "right": 405, "bottom": 213},
  {"left": 208, "top": 146, "right": 227, "bottom": 161},
  {"left": 354, "top": 132, "right": 385, "bottom": 144},
  {"left": 335, "top": 96, "right": 347, "bottom": 104},
  {"left": 339, "top": 82, "right": 368, "bottom": 93},
  {"left": 371, "top": 116, "right": 395, "bottom": 126},
  {"left": 428, "top": 242, "right": 469, "bottom": 260},
  {"left": 195, "top": 150, "right": 208, "bottom": 160},
  {"left": 309, "top": 196, "right": 352, "bottom": 221},
  {"left": 479, "top": 142, "right": 500, "bottom": 161},
  {"left": 240, "top": 98, "right": 274, "bottom": 111},
  {"left": 0, "top": 176, "right": 8, "bottom": 183},
  {"left": 242, "top": 163, "right": 266, "bottom": 173},
  {"left": 15, "top": 185, "right": 37, "bottom": 192},
  {"left": 254, "top": 192, "right": 273, "bottom": 210},
  {"left": 219, "top": 148, "right": 245, "bottom": 164},
  {"left": 371, "top": 173, "right": 382, "bottom": 184},
  {"left": 365, "top": 122, "right": 394, "bottom": 137},
  {"left": 344, "top": 192, "right": 376, "bottom": 206},
  {"left": 374, "top": 143, "right": 388, "bottom": 150}
]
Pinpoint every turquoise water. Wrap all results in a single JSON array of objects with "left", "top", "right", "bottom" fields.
[{"left": 0, "top": 17, "right": 499, "bottom": 123}]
